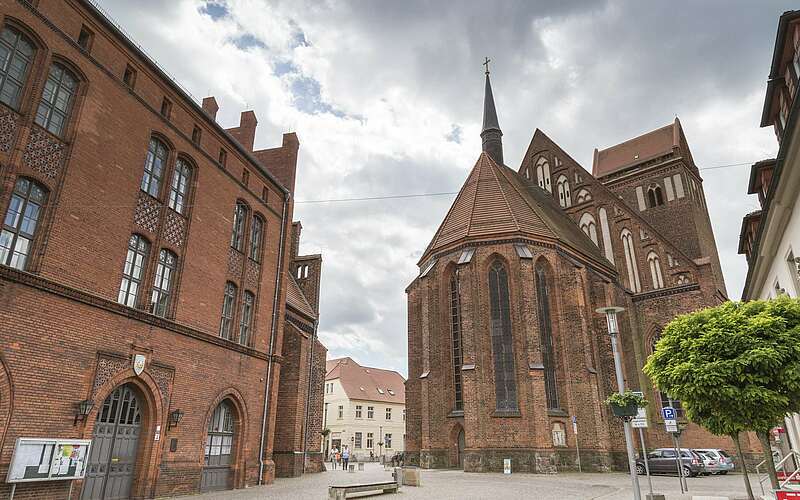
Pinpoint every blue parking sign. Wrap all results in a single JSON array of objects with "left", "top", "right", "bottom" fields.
[{"left": 662, "top": 407, "right": 676, "bottom": 420}]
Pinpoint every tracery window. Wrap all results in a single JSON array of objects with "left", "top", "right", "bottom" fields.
[
  {"left": 488, "top": 260, "right": 517, "bottom": 411},
  {"left": 118, "top": 234, "right": 149, "bottom": 307},
  {"left": 238, "top": 291, "right": 254, "bottom": 346},
  {"left": 556, "top": 175, "right": 571, "bottom": 207},
  {"left": 35, "top": 63, "right": 78, "bottom": 137},
  {"left": 575, "top": 188, "right": 592, "bottom": 204},
  {"left": 621, "top": 229, "right": 641, "bottom": 292},
  {"left": 535, "top": 157, "right": 551, "bottom": 192},
  {"left": 150, "top": 249, "right": 177, "bottom": 317},
  {"left": 219, "top": 282, "right": 237, "bottom": 340},
  {"left": 230, "top": 202, "right": 247, "bottom": 252},
  {"left": 647, "top": 251, "right": 664, "bottom": 290},
  {"left": 205, "top": 401, "right": 235, "bottom": 466},
  {"left": 579, "top": 212, "right": 598, "bottom": 246},
  {"left": 449, "top": 274, "right": 464, "bottom": 411},
  {"left": 0, "top": 26, "right": 34, "bottom": 110},
  {"left": 647, "top": 184, "right": 664, "bottom": 208},
  {"left": 536, "top": 261, "right": 559, "bottom": 410},
  {"left": 1, "top": 178, "right": 46, "bottom": 270},
  {"left": 249, "top": 216, "right": 263, "bottom": 261},
  {"left": 141, "top": 138, "right": 168, "bottom": 198}
]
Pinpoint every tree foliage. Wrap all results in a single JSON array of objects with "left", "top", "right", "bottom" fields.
[{"left": 644, "top": 296, "right": 800, "bottom": 436}]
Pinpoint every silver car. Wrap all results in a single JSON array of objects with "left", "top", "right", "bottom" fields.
[{"left": 694, "top": 448, "right": 734, "bottom": 474}]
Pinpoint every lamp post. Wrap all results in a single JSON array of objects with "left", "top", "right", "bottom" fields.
[{"left": 596, "top": 306, "right": 641, "bottom": 500}]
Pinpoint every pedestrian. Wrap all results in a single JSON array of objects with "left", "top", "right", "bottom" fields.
[
  {"left": 342, "top": 446, "right": 350, "bottom": 470},
  {"left": 370, "top": 450, "right": 374, "bottom": 462},
  {"left": 335, "top": 449, "right": 341, "bottom": 469},
  {"left": 330, "top": 446, "right": 338, "bottom": 470}
]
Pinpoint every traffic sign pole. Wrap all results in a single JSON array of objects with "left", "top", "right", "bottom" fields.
[
  {"left": 572, "top": 416, "right": 582, "bottom": 473},
  {"left": 638, "top": 427, "right": 653, "bottom": 498}
]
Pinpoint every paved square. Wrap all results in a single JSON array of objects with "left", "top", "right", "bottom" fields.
[{"left": 181, "top": 463, "right": 752, "bottom": 499}]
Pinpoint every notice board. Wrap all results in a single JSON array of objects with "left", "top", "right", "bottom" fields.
[{"left": 6, "top": 438, "right": 92, "bottom": 483}]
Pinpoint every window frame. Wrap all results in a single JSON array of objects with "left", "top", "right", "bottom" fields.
[
  {"left": 141, "top": 137, "right": 169, "bottom": 199},
  {"left": 230, "top": 201, "right": 248, "bottom": 252},
  {"left": 449, "top": 274, "right": 464, "bottom": 411},
  {"left": 488, "top": 259, "right": 518, "bottom": 412},
  {"left": 150, "top": 249, "right": 177, "bottom": 317},
  {"left": 238, "top": 290, "right": 255, "bottom": 346},
  {"left": 118, "top": 234, "right": 150, "bottom": 308},
  {"left": 248, "top": 215, "right": 263, "bottom": 262},
  {"left": 536, "top": 261, "right": 560, "bottom": 410},
  {"left": 168, "top": 157, "right": 192, "bottom": 215},
  {"left": 34, "top": 62, "right": 78, "bottom": 137},
  {"left": 0, "top": 177, "right": 47, "bottom": 270},
  {"left": 0, "top": 25, "right": 35, "bottom": 111},
  {"left": 219, "top": 281, "right": 237, "bottom": 340}
]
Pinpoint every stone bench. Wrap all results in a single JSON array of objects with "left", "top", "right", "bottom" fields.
[{"left": 328, "top": 481, "right": 399, "bottom": 499}]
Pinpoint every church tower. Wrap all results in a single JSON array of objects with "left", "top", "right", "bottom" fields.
[{"left": 480, "top": 61, "right": 504, "bottom": 165}]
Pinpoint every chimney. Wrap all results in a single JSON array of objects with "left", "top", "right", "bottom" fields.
[
  {"left": 201, "top": 96, "right": 219, "bottom": 120},
  {"left": 226, "top": 111, "right": 258, "bottom": 151}
]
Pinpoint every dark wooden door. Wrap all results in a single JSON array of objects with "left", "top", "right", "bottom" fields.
[
  {"left": 82, "top": 384, "right": 142, "bottom": 500},
  {"left": 457, "top": 430, "right": 465, "bottom": 468}
]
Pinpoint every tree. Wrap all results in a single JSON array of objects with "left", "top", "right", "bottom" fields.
[{"left": 643, "top": 296, "right": 800, "bottom": 498}]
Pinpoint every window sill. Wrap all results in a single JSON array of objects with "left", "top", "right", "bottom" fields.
[
  {"left": 447, "top": 410, "right": 464, "bottom": 418},
  {"left": 547, "top": 409, "right": 568, "bottom": 417},
  {"left": 492, "top": 409, "right": 521, "bottom": 418}
]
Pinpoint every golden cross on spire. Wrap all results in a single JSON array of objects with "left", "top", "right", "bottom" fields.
[{"left": 483, "top": 57, "right": 491, "bottom": 76}]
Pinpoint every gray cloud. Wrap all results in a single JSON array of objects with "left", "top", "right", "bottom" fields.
[{"left": 99, "top": 0, "right": 791, "bottom": 376}]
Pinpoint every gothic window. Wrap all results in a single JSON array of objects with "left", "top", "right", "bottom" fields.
[
  {"left": 230, "top": 202, "right": 247, "bottom": 252},
  {"left": 34, "top": 63, "right": 78, "bottom": 137},
  {"left": 205, "top": 401, "right": 235, "bottom": 466},
  {"left": 535, "top": 157, "right": 551, "bottom": 192},
  {"left": 575, "top": 188, "right": 592, "bottom": 204},
  {"left": 647, "top": 251, "right": 664, "bottom": 290},
  {"left": 578, "top": 212, "right": 598, "bottom": 246},
  {"left": 249, "top": 215, "right": 263, "bottom": 262},
  {"left": 0, "top": 26, "right": 34, "bottom": 110},
  {"left": 621, "top": 229, "right": 641, "bottom": 292},
  {"left": 168, "top": 158, "right": 192, "bottom": 215},
  {"left": 599, "top": 208, "right": 614, "bottom": 264},
  {"left": 141, "top": 138, "right": 168, "bottom": 198},
  {"left": 556, "top": 175, "right": 571, "bottom": 207},
  {"left": 238, "top": 291, "right": 254, "bottom": 346},
  {"left": 1, "top": 178, "right": 46, "bottom": 270},
  {"left": 536, "top": 261, "right": 559, "bottom": 410},
  {"left": 150, "top": 249, "right": 177, "bottom": 317},
  {"left": 118, "top": 234, "right": 150, "bottom": 307},
  {"left": 449, "top": 274, "right": 464, "bottom": 411},
  {"left": 488, "top": 260, "right": 517, "bottom": 411},
  {"left": 646, "top": 184, "right": 664, "bottom": 208},
  {"left": 676, "top": 274, "right": 689, "bottom": 285},
  {"left": 219, "top": 281, "right": 237, "bottom": 340}
]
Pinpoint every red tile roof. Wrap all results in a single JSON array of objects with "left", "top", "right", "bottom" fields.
[
  {"left": 326, "top": 357, "right": 405, "bottom": 404},
  {"left": 593, "top": 120, "right": 679, "bottom": 177}
]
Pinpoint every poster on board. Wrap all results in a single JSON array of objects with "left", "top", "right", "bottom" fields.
[{"left": 6, "top": 438, "right": 91, "bottom": 483}]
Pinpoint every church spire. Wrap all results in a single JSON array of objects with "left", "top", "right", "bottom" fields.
[{"left": 481, "top": 57, "right": 504, "bottom": 165}]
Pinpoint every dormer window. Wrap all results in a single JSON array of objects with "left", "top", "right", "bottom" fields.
[
  {"left": 514, "top": 243, "right": 533, "bottom": 259},
  {"left": 457, "top": 248, "right": 475, "bottom": 264}
]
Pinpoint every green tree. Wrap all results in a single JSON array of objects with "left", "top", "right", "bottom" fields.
[{"left": 643, "top": 296, "right": 800, "bottom": 498}]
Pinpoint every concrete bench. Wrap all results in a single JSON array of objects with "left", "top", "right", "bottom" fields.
[{"left": 328, "top": 481, "right": 399, "bottom": 499}]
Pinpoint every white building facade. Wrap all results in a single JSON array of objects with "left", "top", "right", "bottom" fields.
[{"left": 323, "top": 358, "right": 406, "bottom": 461}]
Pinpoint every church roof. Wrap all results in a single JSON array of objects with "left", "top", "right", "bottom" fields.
[
  {"left": 422, "top": 152, "right": 608, "bottom": 267},
  {"left": 286, "top": 273, "right": 316, "bottom": 320},
  {"left": 593, "top": 119, "right": 681, "bottom": 177}
]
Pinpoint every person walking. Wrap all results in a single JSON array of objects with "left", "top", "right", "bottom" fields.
[
  {"left": 330, "top": 446, "right": 338, "bottom": 470},
  {"left": 342, "top": 446, "right": 350, "bottom": 470}
]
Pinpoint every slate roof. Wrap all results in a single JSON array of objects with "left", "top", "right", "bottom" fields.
[
  {"left": 593, "top": 121, "right": 678, "bottom": 177},
  {"left": 286, "top": 274, "right": 316, "bottom": 319},
  {"left": 421, "top": 152, "right": 609, "bottom": 268},
  {"left": 326, "top": 357, "right": 405, "bottom": 404}
]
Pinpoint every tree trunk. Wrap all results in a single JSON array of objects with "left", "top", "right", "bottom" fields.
[
  {"left": 757, "top": 429, "right": 780, "bottom": 491},
  {"left": 732, "top": 432, "right": 755, "bottom": 500}
]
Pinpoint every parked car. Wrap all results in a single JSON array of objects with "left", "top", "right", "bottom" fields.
[
  {"left": 635, "top": 448, "right": 705, "bottom": 477},
  {"left": 694, "top": 448, "right": 734, "bottom": 475}
]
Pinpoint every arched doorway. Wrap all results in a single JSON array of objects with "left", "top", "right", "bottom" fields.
[
  {"left": 457, "top": 429, "right": 465, "bottom": 469},
  {"left": 200, "top": 400, "right": 235, "bottom": 492},
  {"left": 82, "top": 384, "right": 142, "bottom": 500}
]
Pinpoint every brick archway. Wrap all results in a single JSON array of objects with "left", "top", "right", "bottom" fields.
[
  {"left": 200, "top": 387, "right": 249, "bottom": 491},
  {"left": 448, "top": 422, "right": 465, "bottom": 469}
]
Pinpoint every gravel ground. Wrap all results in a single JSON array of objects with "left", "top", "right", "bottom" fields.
[{"left": 175, "top": 462, "right": 756, "bottom": 500}]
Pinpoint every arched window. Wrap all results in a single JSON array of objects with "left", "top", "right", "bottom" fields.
[
  {"left": 34, "top": 63, "right": 78, "bottom": 137},
  {"left": 238, "top": 291, "right": 254, "bottom": 346},
  {"left": 168, "top": 158, "right": 192, "bottom": 215},
  {"left": 556, "top": 175, "right": 571, "bottom": 207},
  {"left": 647, "top": 251, "right": 664, "bottom": 289},
  {"left": 118, "top": 234, "right": 150, "bottom": 307},
  {"left": 536, "top": 260, "right": 559, "bottom": 410},
  {"left": 249, "top": 216, "right": 263, "bottom": 262},
  {"left": 599, "top": 207, "right": 614, "bottom": 264},
  {"left": 141, "top": 138, "right": 168, "bottom": 198},
  {"left": 575, "top": 188, "right": 592, "bottom": 204},
  {"left": 1, "top": 177, "right": 46, "bottom": 270},
  {"left": 203, "top": 401, "right": 235, "bottom": 488},
  {"left": 230, "top": 202, "right": 247, "bottom": 252},
  {"left": 578, "top": 212, "right": 598, "bottom": 246},
  {"left": 646, "top": 184, "right": 664, "bottom": 208},
  {"left": 676, "top": 274, "right": 689, "bottom": 285},
  {"left": 488, "top": 260, "right": 517, "bottom": 411},
  {"left": 621, "top": 229, "right": 641, "bottom": 292},
  {"left": 219, "top": 282, "right": 237, "bottom": 340},
  {"left": 150, "top": 249, "right": 177, "bottom": 317},
  {"left": 535, "top": 157, "right": 551, "bottom": 192},
  {"left": 0, "top": 26, "right": 35, "bottom": 110},
  {"left": 449, "top": 274, "right": 464, "bottom": 411}
]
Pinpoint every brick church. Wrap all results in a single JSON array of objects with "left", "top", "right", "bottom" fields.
[{"left": 405, "top": 67, "right": 759, "bottom": 472}]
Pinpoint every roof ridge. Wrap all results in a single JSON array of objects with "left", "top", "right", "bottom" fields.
[{"left": 484, "top": 155, "right": 522, "bottom": 231}]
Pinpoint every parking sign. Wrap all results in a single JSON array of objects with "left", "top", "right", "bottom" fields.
[{"left": 661, "top": 407, "right": 676, "bottom": 420}]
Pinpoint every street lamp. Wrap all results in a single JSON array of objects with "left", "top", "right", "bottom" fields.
[{"left": 596, "top": 306, "right": 641, "bottom": 500}]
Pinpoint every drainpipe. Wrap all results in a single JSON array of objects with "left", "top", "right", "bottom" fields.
[
  {"left": 259, "top": 193, "right": 290, "bottom": 484},
  {"left": 301, "top": 319, "right": 319, "bottom": 474}
]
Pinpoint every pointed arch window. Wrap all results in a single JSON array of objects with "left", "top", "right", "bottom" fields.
[
  {"left": 141, "top": 138, "right": 168, "bottom": 198},
  {"left": 536, "top": 261, "right": 559, "bottom": 409},
  {"left": 205, "top": 401, "right": 235, "bottom": 466},
  {"left": 249, "top": 215, "right": 263, "bottom": 262},
  {"left": 536, "top": 157, "right": 551, "bottom": 192},
  {"left": 488, "top": 260, "right": 517, "bottom": 412},
  {"left": 449, "top": 274, "right": 464, "bottom": 411},
  {"left": 579, "top": 212, "right": 598, "bottom": 246},
  {"left": 0, "top": 26, "right": 35, "bottom": 110},
  {"left": 168, "top": 158, "right": 192, "bottom": 215},
  {"left": 647, "top": 251, "right": 664, "bottom": 289},
  {"left": 118, "top": 234, "right": 150, "bottom": 307},
  {"left": 1, "top": 177, "right": 47, "bottom": 270},
  {"left": 646, "top": 184, "right": 664, "bottom": 208},
  {"left": 575, "top": 189, "right": 592, "bottom": 204},
  {"left": 621, "top": 229, "right": 641, "bottom": 292},
  {"left": 150, "top": 249, "right": 177, "bottom": 316},
  {"left": 238, "top": 291, "right": 254, "bottom": 346},
  {"left": 219, "top": 282, "right": 237, "bottom": 340},
  {"left": 556, "top": 175, "right": 571, "bottom": 207},
  {"left": 230, "top": 202, "right": 247, "bottom": 252},
  {"left": 34, "top": 63, "right": 78, "bottom": 137}
]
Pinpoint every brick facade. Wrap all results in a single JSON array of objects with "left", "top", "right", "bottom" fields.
[{"left": 0, "top": 0, "right": 325, "bottom": 498}]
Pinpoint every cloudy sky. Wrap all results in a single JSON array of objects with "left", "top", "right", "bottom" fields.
[{"left": 101, "top": 0, "right": 792, "bottom": 375}]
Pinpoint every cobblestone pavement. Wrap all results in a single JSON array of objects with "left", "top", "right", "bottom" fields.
[{"left": 177, "top": 463, "right": 753, "bottom": 499}]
